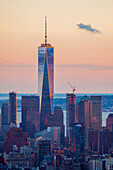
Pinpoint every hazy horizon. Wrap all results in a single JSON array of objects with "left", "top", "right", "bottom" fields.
[{"left": 0, "top": 0, "right": 113, "bottom": 93}]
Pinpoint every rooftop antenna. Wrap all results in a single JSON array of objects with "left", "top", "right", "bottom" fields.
[{"left": 45, "top": 15, "right": 47, "bottom": 46}]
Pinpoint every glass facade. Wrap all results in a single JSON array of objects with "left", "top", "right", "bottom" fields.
[
  {"left": 22, "top": 96, "right": 40, "bottom": 138},
  {"left": 9, "top": 91, "right": 17, "bottom": 125},
  {"left": 38, "top": 44, "right": 54, "bottom": 130}
]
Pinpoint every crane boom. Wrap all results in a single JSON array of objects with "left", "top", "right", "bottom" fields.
[{"left": 67, "top": 81, "right": 76, "bottom": 93}]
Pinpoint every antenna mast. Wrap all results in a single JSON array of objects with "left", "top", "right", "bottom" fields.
[{"left": 45, "top": 16, "right": 47, "bottom": 46}]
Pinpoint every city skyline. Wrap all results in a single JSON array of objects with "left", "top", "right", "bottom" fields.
[{"left": 0, "top": 0, "right": 113, "bottom": 93}]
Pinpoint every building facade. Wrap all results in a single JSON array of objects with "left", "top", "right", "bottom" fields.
[
  {"left": 1, "top": 102, "right": 9, "bottom": 132},
  {"left": 78, "top": 95, "right": 92, "bottom": 146},
  {"left": 38, "top": 17, "right": 54, "bottom": 131},
  {"left": 90, "top": 96, "right": 102, "bottom": 131},
  {"left": 66, "top": 93, "right": 76, "bottom": 145},
  {"left": 21, "top": 96, "right": 40, "bottom": 138},
  {"left": 9, "top": 91, "right": 17, "bottom": 125}
]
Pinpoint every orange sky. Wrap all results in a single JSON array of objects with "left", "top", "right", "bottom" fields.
[{"left": 0, "top": 0, "right": 113, "bottom": 93}]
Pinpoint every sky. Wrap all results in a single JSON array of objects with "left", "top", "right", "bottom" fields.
[{"left": 0, "top": 0, "right": 113, "bottom": 93}]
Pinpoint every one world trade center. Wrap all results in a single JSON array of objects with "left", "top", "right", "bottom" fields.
[{"left": 38, "top": 16, "right": 54, "bottom": 130}]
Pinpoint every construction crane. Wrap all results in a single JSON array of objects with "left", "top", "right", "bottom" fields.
[{"left": 67, "top": 81, "right": 76, "bottom": 93}]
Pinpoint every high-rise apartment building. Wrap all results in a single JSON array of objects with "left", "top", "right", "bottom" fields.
[
  {"left": 38, "top": 16, "right": 54, "bottom": 131},
  {"left": 90, "top": 96, "right": 102, "bottom": 130},
  {"left": 1, "top": 102, "right": 9, "bottom": 132},
  {"left": 66, "top": 93, "right": 76, "bottom": 145},
  {"left": 21, "top": 96, "right": 40, "bottom": 138},
  {"left": 9, "top": 91, "right": 17, "bottom": 125}
]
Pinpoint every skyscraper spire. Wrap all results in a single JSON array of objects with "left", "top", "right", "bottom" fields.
[{"left": 45, "top": 15, "right": 47, "bottom": 46}]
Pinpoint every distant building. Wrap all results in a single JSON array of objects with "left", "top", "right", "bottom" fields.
[
  {"left": 9, "top": 91, "right": 17, "bottom": 125},
  {"left": 38, "top": 16, "right": 54, "bottom": 131},
  {"left": 37, "top": 140, "right": 51, "bottom": 164},
  {"left": 90, "top": 96, "right": 102, "bottom": 131},
  {"left": 1, "top": 102, "right": 9, "bottom": 133},
  {"left": 66, "top": 93, "right": 76, "bottom": 145},
  {"left": 71, "top": 123, "right": 85, "bottom": 162},
  {"left": 21, "top": 95, "right": 40, "bottom": 138},
  {"left": 3, "top": 127, "right": 29, "bottom": 153},
  {"left": 30, "top": 151, "right": 36, "bottom": 168},
  {"left": 20, "top": 145, "right": 32, "bottom": 159},
  {"left": 99, "top": 129, "right": 111, "bottom": 155},
  {"left": 78, "top": 95, "right": 92, "bottom": 146},
  {"left": 47, "top": 106, "right": 65, "bottom": 144},
  {"left": 35, "top": 126, "right": 60, "bottom": 144},
  {"left": 106, "top": 113, "right": 113, "bottom": 132},
  {"left": 6, "top": 152, "right": 28, "bottom": 168},
  {"left": 88, "top": 129, "right": 99, "bottom": 152}
]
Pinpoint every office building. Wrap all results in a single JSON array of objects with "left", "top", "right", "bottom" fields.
[
  {"left": 21, "top": 96, "right": 40, "bottom": 138},
  {"left": 38, "top": 16, "right": 54, "bottom": 130},
  {"left": 99, "top": 129, "right": 111, "bottom": 155},
  {"left": 1, "top": 102, "right": 9, "bottom": 132},
  {"left": 90, "top": 96, "right": 102, "bottom": 130},
  {"left": 66, "top": 93, "right": 76, "bottom": 145},
  {"left": 78, "top": 95, "right": 92, "bottom": 146},
  {"left": 47, "top": 106, "right": 65, "bottom": 144},
  {"left": 106, "top": 113, "right": 113, "bottom": 132},
  {"left": 71, "top": 123, "right": 85, "bottom": 162},
  {"left": 9, "top": 91, "right": 17, "bottom": 125},
  {"left": 88, "top": 129, "right": 99, "bottom": 152}
]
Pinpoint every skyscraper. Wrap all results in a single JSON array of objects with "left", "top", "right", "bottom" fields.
[
  {"left": 90, "top": 96, "right": 102, "bottom": 130},
  {"left": 38, "top": 16, "right": 54, "bottom": 130},
  {"left": 9, "top": 91, "right": 17, "bottom": 125},
  {"left": 66, "top": 93, "right": 76, "bottom": 145},
  {"left": 21, "top": 96, "right": 40, "bottom": 138},
  {"left": 78, "top": 95, "right": 92, "bottom": 146},
  {"left": 1, "top": 102, "right": 9, "bottom": 132}
]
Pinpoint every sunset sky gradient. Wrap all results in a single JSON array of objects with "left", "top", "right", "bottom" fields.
[{"left": 0, "top": 0, "right": 113, "bottom": 93}]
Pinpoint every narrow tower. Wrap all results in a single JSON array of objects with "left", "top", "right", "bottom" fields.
[{"left": 38, "top": 16, "right": 54, "bottom": 130}]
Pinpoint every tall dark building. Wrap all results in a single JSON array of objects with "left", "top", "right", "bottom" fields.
[
  {"left": 38, "top": 16, "right": 54, "bottom": 131},
  {"left": 71, "top": 123, "right": 85, "bottom": 162},
  {"left": 88, "top": 129, "right": 99, "bottom": 152},
  {"left": 90, "top": 96, "right": 102, "bottom": 131},
  {"left": 9, "top": 91, "right": 17, "bottom": 125},
  {"left": 78, "top": 95, "right": 92, "bottom": 146},
  {"left": 106, "top": 113, "right": 113, "bottom": 132},
  {"left": 99, "top": 129, "right": 111, "bottom": 155},
  {"left": 21, "top": 96, "right": 40, "bottom": 138},
  {"left": 1, "top": 102, "right": 9, "bottom": 133},
  {"left": 66, "top": 93, "right": 76, "bottom": 145}
]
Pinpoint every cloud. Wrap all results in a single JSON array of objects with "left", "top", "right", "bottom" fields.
[
  {"left": 77, "top": 23, "right": 101, "bottom": 34},
  {"left": 56, "top": 64, "right": 113, "bottom": 71}
]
